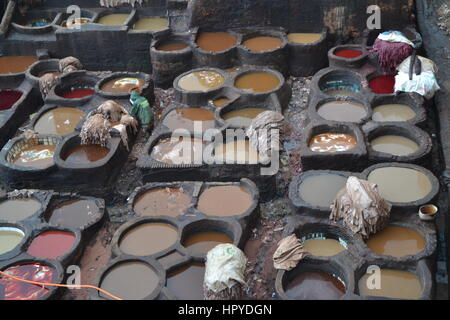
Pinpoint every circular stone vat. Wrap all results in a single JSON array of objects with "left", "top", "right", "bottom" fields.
[
  {"left": 61, "top": 144, "right": 110, "bottom": 164},
  {"left": 368, "top": 75, "right": 395, "bottom": 94},
  {"left": 182, "top": 231, "right": 233, "bottom": 255},
  {"left": 234, "top": 71, "right": 280, "bottom": 93},
  {"left": 316, "top": 69, "right": 362, "bottom": 96},
  {"left": 358, "top": 269, "right": 422, "bottom": 299},
  {"left": 133, "top": 17, "right": 168, "bottom": 31},
  {"left": 0, "top": 262, "right": 57, "bottom": 300},
  {"left": 197, "top": 185, "right": 253, "bottom": 217},
  {"left": 100, "top": 77, "right": 145, "bottom": 94},
  {"left": 156, "top": 40, "right": 189, "bottom": 51},
  {"left": 309, "top": 133, "right": 357, "bottom": 153},
  {"left": 372, "top": 104, "right": 417, "bottom": 122},
  {"left": 366, "top": 166, "right": 433, "bottom": 203},
  {"left": 214, "top": 139, "right": 260, "bottom": 164},
  {"left": 302, "top": 237, "right": 347, "bottom": 257},
  {"left": 196, "top": 32, "right": 237, "bottom": 52},
  {"left": 0, "top": 90, "right": 23, "bottom": 110},
  {"left": 33, "top": 107, "right": 85, "bottom": 136},
  {"left": 328, "top": 45, "right": 368, "bottom": 69},
  {"left": 0, "top": 56, "right": 38, "bottom": 74},
  {"left": 8, "top": 139, "right": 56, "bottom": 169},
  {"left": 334, "top": 48, "right": 363, "bottom": 59},
  {"left": 162, "top": 108, "right": 215, "bottom": 131},
  {"left": 27, "top": 230, "right": 76, "bottom": 259},
  {"left": 287, "top": 33, "right": 322, "bottom": 44},
  {"left": 315, "top": 99, "right": 368, "bottom": 123},
  {"left": 177, "top": 70, "right": 225, "bottom": 92},
  {"left": 133, "top": 187, "right": 191, "bottom": 217},
  {"left": 212, "top": 97, "right": 231, "bottom": 107},
  {"left": 221, "top": 107, "right": 269, "bottom": 128},
  {"left": 150, "top": 137, "right": 204, "bottom": 165},
  {"left": 0, "top": 227, "right": 25, "bottom": 256},
  {"left": 166, "top": 262, "right": 205, "bottom": 300},
  {"left": 45, "top": 199, "right": 101, "bottom": 229},
  {"left": 97, "top": 13, "right": 130, "bottom": 26},
  {"left": 366, "top": 225, "right": 426, "bottom": 258},
  {"left": 99, "top": 261, "right": 160, "bottom": 300},
  {"left": 0, "top": 198, "right": 42, "bottom": 222},
  {"left": 242, "top": 36, "right": 283, "bottom": 51},
  {"left": 57, "top": 87, "right": 95, "bottom": 99},
  {"left": 60, "top": 17, "right": 92, "bottom": 28},
  {"left": 369, "top": 135, "right": 419, "bottom": 156},
  {"left": 118, "top": 222, "right": 178, "bottom": 256}
]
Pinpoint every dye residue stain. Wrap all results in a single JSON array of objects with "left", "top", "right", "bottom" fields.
[
  {"left": 151, "top": 137, "right": 204, "bottom": 165},
  {"left": 0, "top": 90, "right": 23, "bottom": 111},
  {"left": 178, "top": 71, "right": 224, "bottom": 92},
  {"left": 196, "top": 32, "right": 237, "bottom": 52},
  {"left": 46, "top": 199, "right": 99, "bottom": 229},
  {"left": 27, "top": 231, "right": 76, "bottom": 259},
  {"left": 222, "top": 108, "right": 268, "bottom": 127},
  {"left": 302, "top": 238, "right": 346, "bottom": 257},
  {"left": 182, "top": 231, "right": 233, "bottom": 255},
  {"left": 317, "top": 101, "right": 367, "bottom": 122},
  {"left": 334, "top": 49, "right": 363, "bottom": 59},
  {"left": 119, "top": 223, "right": 178, "bottom": 256},
  {"left": 197, "top": 185, "right": 253, "bottom": 217},
  {"left": 369, "top": 75, "right": 395, "bottom": 94},
  {"left": 101, "top": 77, "right": 145, "bottom": 94},
  {"left": 133, "top": 188, "right": 191, "bottom": 217},
  {"left": 287, "top": 33, "right": 322, "bottom": 44},
  {"left": 162, "top": 108, "right": 215, "bottom": 131},
  {"left": 298, "top": 174, "right": 348, "bottom": 207},
  {"left": 167, "top": 263, "right": 205, "bottom": 300},
  {"left": 0, "top": 263, "right": 55, "bottom": 300},
  {"left": 100, "top": 262, "right": 159, "bottom": 300},
  {"left": 370, "top": 135, "right": 419, "bottom": 156},
  {"left": 214, "top": 140, "right": 260, "bottom": 164},
  {"left": 309, "top": 133, "right": 357, "bottom": 153},
  {"left": 34, "top": 107, "right": 85, "bottom": 136},
  {"left": 0, "top": 198, "right": 41, "bottom": 222},
  {"left": 133, "top": 17, "right": 168, "bottom": 31},
  {"left": 284, "top": 271, "right": 346, "bottom": 300},
  {"left": 358, "top": 269, "right": 422, "bottom": 299},
  {"left": 59, "top": 88, "right": 95, "bottom": 99},
  {"left": 156, "top": 41, "right": 189, "bottom": 51},
  {"left": 97, "top": 14, "right": 129, "bottom": 26},
  {"left": 234, "top": 72, "right": 280, "bottom": 93},
  {"left": 242, "top": 36, "right": 282, "bottom": 51},
  {"left": 372, "top": 104, "right": 416, "bottom": 122},
  {"left": 12, "top": 145, "right": 56, "bottom": 169},
  {"left": 366, "top": 225, "right": 426, "bottom": 258},
  {"left": 62, "top": 145, "right": 110, "bottom": 163},
  {"left": 0, "top": 227, "right": 24, "bottom": 255},
  {"left": 0, "top": 56, "right": 37, "bottom": 74}
]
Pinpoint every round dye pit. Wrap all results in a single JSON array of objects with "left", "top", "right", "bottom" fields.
[
  {"left": 242, "top": 36, "right": 283, "bottom": 51},
  {"left": 212, "top": 98, "right": 230, "bottom": 107},
  {"left": 214, "top": 140, "right": 260, "bottom": 164},
  {"left": 182, "top": 231, "right": 233, "bottom": 255},
  {"left": 367, "top": 167, "right": 432, "bottom": 203},
  {"left": 0, "top": 227, "right": 25, "bottom": 255},
  {"left": 358, "top": 269, "right": 422, "bottom": 299},
  {"left": 58, "top": 88, "right": 95, "bottom": 99},
  {"left": 287, "top": 33, "right": 322, "bottom": 44},
  {"left": 133, "top": 188, "right": 191, "bottom": 217},
  {"left": 119, "top": 222, "right": 178, "bottom": 256},
  {"left": 23, "top": 19, "right": 51, "bottom": 27},
  {"left": 222, "top": 108, "right": 268, "bottom": 127},
  {"left": 167, "top": 262, "right": 205, "bottom": 300},
  {"left": 302, "top": 237, "right": 347, "bottom": 257},
  {"left": 196, "top": 32, "right": 237, "bottom": 52},
  {"left": 151, "top": 137, "right": 204, "bottom": 165},
  {"left": 62, "top": 145, "right": 110, "bottom": 163},
  {"left": 97, "top": 14, "right": 129, "bottom": 26},
  {"left": 366, "top": 225, "right": 426, "bottom": 258},
  {"left": 61, "top": 18, "right": 91, "bottom": 28},
  {"left": 319, "top": 73, "right": 361, "bottom": 96},
  {"left": 100, "top": 77, "right": 145, "bottom": 94},
  {"left": 0, "top": 198, "right": 41, "bottom": 222},
  {"left": 197, "top": 185, "right": 253, "bottom": 217},
  {"left": 309, "top": 133, "right": 357, "bottom": 153},
  {"left": 133, "top": 17, "right": 168, "bottom": 31},
  {"left": 11, "top": 144, "right": 55, "bottom": 169},
  {"left": 334, "top": 49, "right": 363, "bottom": 59},
  {"left": 0, "top": 263, "right": 56, "bottom": 300},
  {"left": 162, "top": 108, "right": 215, "bottom": 131},
  {"left": 298, "top": 174, "right": 348, "bottom": 207},
  {"left": 369, "top": 75, "right": 396, "bottom": 94},
  {"left": 27, "top": 231, "right": 76, "bottom": 259},
  {"left": 234, "top": 72, "right": 280, "bottom": 93},
  {"left": 370, "top": 135, "right": 419, "bottom": 156},
  {"left": 156, "top": 41, "right": 189, "bottom": 51},
  {"left": 177, "top": 71, "right": 224, "bottom": 92},
  {"left": 0, "top": 90, "right": 23, "bottom": 111},
  {"left": 284, "top": 271, "right": 346, "bottom": 300},
  {"left": 317, "top": 101, "right": 367, "bottom": 122},
  {"left": 372, "top": 104, "right": 417, "bottom": 122},
  {"left": 46, "top": 199, "right": 100, "bottom": 229},
  {"left": 34, "top": 107, "right": 85, "bottom": 136},
  {"left": 0, "top": 56, "right": 37, "bottom": 74},
  {"left": 100, "top": 262, "right": 159, "bottom": 300}
]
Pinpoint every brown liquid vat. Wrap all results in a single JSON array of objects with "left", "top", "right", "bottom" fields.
[
  {"left": 196, "top": 32, "right": 237, "bottom": 52},
  {"left": 197, "top": 185, "right": 253, "bottom": 217},
  {"left": 133, "top": 187, "right": 191, "bottom": 218}
]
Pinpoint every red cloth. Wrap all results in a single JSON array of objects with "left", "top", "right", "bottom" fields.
[{"left": 371, "top": 39, "right": 413, "bottom": 73}]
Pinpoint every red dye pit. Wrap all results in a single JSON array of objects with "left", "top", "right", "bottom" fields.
[
  {"left": 0, "top": 90, "right": 22, "bottom": 111},
  {"left": 334, "top": 49, "right": 363, "bottom": 59},
  {"left": 60, "top": 88, "right": 95, "bottom": 99},
  {"left": 369, "top": 75, "right": 396, "bottom": 94},
  {"left": 27, "top": 231, "right": 76, "bottom": 259},
  {"left": 0, "top": 263, "right": 55, "bottom": 300}
]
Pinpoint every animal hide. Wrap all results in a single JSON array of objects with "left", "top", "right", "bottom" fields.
[
  {"left": 94, "top": 100, "right": 129, "bottom": 123},
  {"left": 273, "top": 234, "right": 308, "bottom": 271},
  {"left": 370, "top": 38, "right": 413, "bottom": 74},
  {"left": 80, "top": 114, "right": 112, "bottom": 147},
  {"left": 99, "top": 0, "right": 145, "bottom": 7},
  {"left": 59, "top": 57, "right": 83, "bottom": 74},
  {"left": 39, "top": 73, "right": 60, "bottom": 98},
  {"left": 330, "top": 176, "right": 391, "bottom": 240}
]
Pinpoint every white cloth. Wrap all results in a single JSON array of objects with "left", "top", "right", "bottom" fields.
[{"left": 377, "top": 31, "right": 414, "bottom": 47}]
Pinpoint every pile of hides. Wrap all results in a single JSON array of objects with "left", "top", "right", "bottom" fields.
[
  {"left": 80, "top": 100, "right": 138, "bottom": 150},
  {"left": 246, "top": 111, "right": 284, "bottom": 162},
  {"left": 330, "top": 176, "right": 391, "bottom": 240},
  {"left": 99, "top": 0, "right": 145, "bottom": 7},
  {"left": 59, "top": 56, "right": 83, "bottom": 74},
  {"left": 203, "top": 244, "right": 247, "bottom": 300},
  {"left": 39, "top": 57, "right": 83, "bottom": 98},
  {"left": 370, "top": 31, "right": 414, "bottom": 74},
  {"left": 273, "top": 234, "right": 308, "bottom": 271}
]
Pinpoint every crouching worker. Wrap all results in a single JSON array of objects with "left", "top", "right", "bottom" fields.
[{"left": 129, "top": 87, "right": 153, "bottom": 134}]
